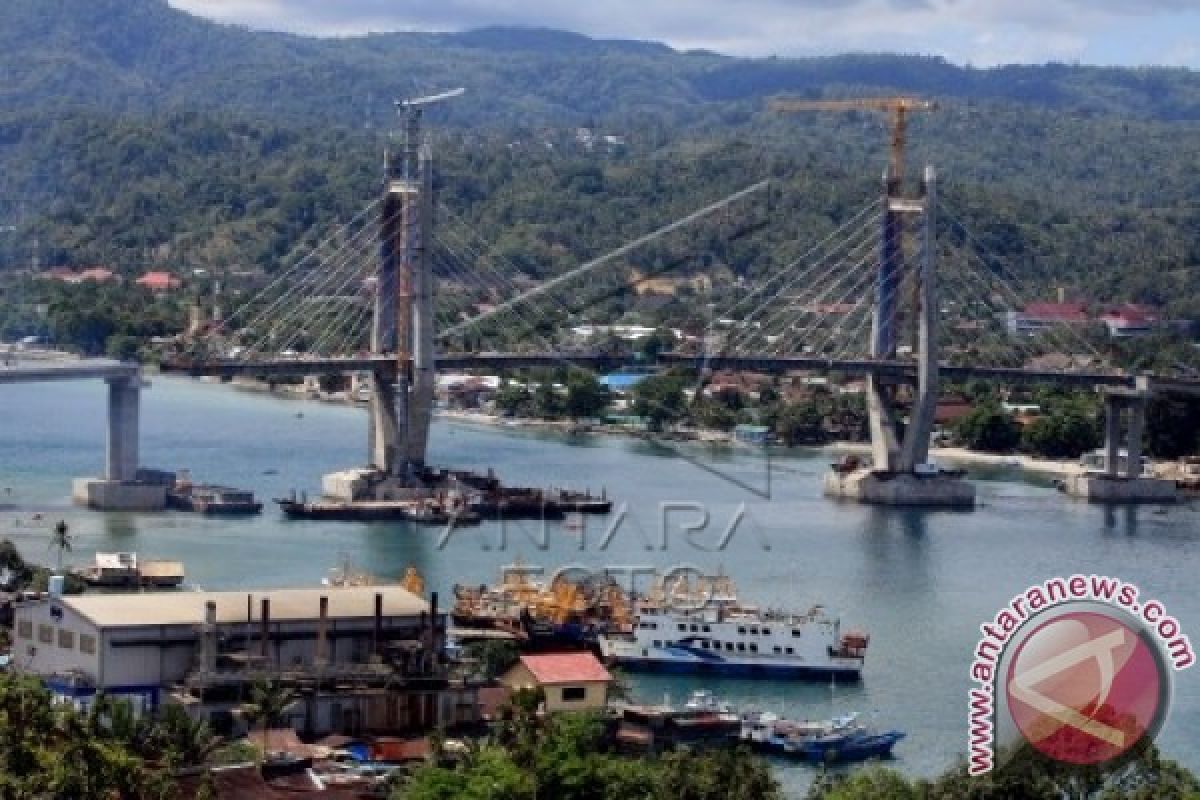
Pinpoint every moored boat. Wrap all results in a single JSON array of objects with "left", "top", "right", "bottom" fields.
[
  {"left": 75, "top": 552, "right": 185, "bottom": 589},
  {"left": 740, "top": 709, "right": 905, "bottom": 762},
  {"left": 276, "top": 495, "right": 480, "bottom": 525},
  {"left": 452, "top": 563, "right": 632, "bottom": 648},
  {"left": 167, "top": 471, "right": 262, "bottom": 515},
  {"left": 597, "top": 573, "right": 869, "bottom": 679}
]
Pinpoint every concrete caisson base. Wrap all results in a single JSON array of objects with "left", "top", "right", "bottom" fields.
[
  {"left": 72, "top": 479, "right": 167, "bottom": 511},
  {"left": 1061, "top": 474, "right": 1178, "bottom": 504},
  {"left": 823, "top": 469, "right": 976, "bottom": 508}
]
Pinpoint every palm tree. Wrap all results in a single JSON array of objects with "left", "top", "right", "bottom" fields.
[
  {"left": 153, "top": 705, "right": 220, "bottom": 767},
  {"left": 50, "top": 519, "right": 71, "bottom": 572},
  {"left": 240, "top": 679, "right": 299, "bottom": 760}
]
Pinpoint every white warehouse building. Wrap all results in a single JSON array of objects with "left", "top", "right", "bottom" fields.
[{"left": 13, "top": 586, "right": 464, "bottom": 735}]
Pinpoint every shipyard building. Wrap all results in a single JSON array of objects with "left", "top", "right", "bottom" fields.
[{"left": 13, "top": 585, "right": 481, "bottom": 736}]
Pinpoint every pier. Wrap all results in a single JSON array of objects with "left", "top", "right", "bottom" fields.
[{"left": 0, "top": 355, "right": 168, "bottom": 510}]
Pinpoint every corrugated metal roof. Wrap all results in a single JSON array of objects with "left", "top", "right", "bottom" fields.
[{"left": 61, "top": 586, "right": 428, "bottom": 629}]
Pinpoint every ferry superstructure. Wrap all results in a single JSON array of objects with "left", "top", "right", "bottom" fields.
[{"left": 597, "top": 575, "right": 868, "bottom": 679}]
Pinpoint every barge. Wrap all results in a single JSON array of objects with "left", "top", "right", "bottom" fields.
[
  {"left": 277, "top": 494, "right": 480, "bottom": 525},
  {"left": 166, "top": 471, "right": 262, "bottom": 515},
  {"left": 75, "top": 552, "right": 185, "bottom": 589}
]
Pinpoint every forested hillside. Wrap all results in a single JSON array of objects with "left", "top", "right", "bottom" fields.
[{"left": 0, "top": 0, "right": 1198, "bottom": 316}]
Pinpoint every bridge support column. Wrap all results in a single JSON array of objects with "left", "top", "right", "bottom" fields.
[
  {"left": 368, "top": 369, "right": 401, "bottom": 476},
  {"left": 106, "top": 375, "right": 140, "bottom": 482},
  {"left": 1063, "top": 384, "right": 1176, "bottom": 503},
  {"left": 865, "top": 168, "right": 904, "bottom": 472},
  {"left": 897, "top": 166, "right": 939, "bottom": 473},
  {"left": 405, "top": 139, "right": 436, "bottom": 470},
  {"left": 73, "top": 370, "right": 167, "bottom": 511}
]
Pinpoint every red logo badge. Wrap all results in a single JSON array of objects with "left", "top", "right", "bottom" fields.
[{"left": 1006, "top": 610, "right": 1167, "bottom": 765}]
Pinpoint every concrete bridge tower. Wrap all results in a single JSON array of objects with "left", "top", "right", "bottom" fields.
[
  {"left": 826, "top": 165, "right": 976, "bottom": 507},
  {"left": 358, "top": 92, "right": 454, "bottom": 492}
]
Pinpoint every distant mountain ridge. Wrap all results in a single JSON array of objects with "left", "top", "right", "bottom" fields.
[{"left": 3, "top": 0, "right": 1200, "bottom": 125}]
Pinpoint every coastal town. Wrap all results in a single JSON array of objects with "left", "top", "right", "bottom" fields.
[{"left": 3, "top": 1, "right": 1200, "bottom": 799}]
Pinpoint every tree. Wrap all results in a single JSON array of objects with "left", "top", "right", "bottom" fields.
[
  {"left": 105, "top": 333, "right": 141, "bottom": 361},
  {"left": 50, "top": 519, "right": 72, "bottom": 572},
  {"left": 0, "top": 674, "right": 177, "bottom": 798},
  {"left": 774, "top": 401, "right": 825, "bottom": 445},
  {"left": 954, "top": 404, "right": 1022, "bottom": 453},
  {"left": 1145, "top": 396, "right": 1200, "bottom": 459},
  {"left": 1022, "top": 409, "right": 1101, "bottom": 459},
  {"left": 564, "top": 373, "right": 611, "bottom": 421},
  {"left": 804, "top": 743, "right": 1200, "bottom": 800},
  {"left": 494, "top": 383, "right": 534, "bottom": 417},
  {"left": 632, "top": 373, "right": 687, "bottom": 432},
  {"left": 240, "top": 679, "right": 299, "bottom": 759},
  {"left": 532, "top": 381, "right": 565, "bottom": 419},
  {"left": 152, "top": 704, "right": 221, "bottom": 767},
  {"left": 463, "top": 640, "right": 520, "bottom": 680}
]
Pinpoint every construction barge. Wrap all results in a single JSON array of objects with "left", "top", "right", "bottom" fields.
[
  {"left": 165, "top": 470, "right": 263, "bottom": 515},
  {"left": 276, "top": 466, "right": 611, "bottom": 524},
  {"left": 277, "top": 493, "right": 480, "bottom": 524}
]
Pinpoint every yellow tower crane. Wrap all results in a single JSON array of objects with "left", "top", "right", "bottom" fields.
[{"left": 768, "top": 96, "right": 938, "bottom": 190}]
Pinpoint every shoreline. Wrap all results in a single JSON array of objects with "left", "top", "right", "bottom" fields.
[{"left": 185, "top": 375, "right": 1135, "bottom": 480}]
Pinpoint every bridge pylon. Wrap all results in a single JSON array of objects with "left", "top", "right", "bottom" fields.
[
  {"left": 343, "top": 94, "right": 446, "bottom": 498},
  {"left": 827, "top": 165, "right": 976, "bottom": 507}
]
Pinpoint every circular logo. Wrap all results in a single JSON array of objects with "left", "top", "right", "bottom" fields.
[{"left": 1005, "top": 610, "right": 1168, "bottom": 766}]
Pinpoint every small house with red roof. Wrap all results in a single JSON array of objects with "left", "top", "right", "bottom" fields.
[
  {"left": 1007, "top": 302, "right": 1089, "bottom": 336},
  {"left": 500, "top": 652, "right": 613, "bottom": 713},
  {"left": 136, "top": 271, "right": 182, "bottom": 292},
  {"left": 1100, "top": 304, "right": 1160, "bottom": 338},
  {"left": 77, "top": 267, "right": 117, "bottom": 283}
]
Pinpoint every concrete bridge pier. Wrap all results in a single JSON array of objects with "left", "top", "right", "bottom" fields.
[
  {"left": 73, "top": 371, "right": 167, "bottom": 511},
  {"left": 1062, "top": 383, "right": 1177, "bottom": 503},
  {"left": 105, "top": 375, "right": 140, "bottom": 482}
]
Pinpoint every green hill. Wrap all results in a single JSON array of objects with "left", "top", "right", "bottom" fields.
[{"left": 0, "top": 0, "right": 1198, "bottom": 319}]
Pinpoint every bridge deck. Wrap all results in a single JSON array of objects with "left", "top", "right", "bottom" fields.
[
  {"left": 149, "top": 352, "right": 1200, "bottom": 393},
  {"left": 0, "top": 359, "right": 140, "bottom": 384}
]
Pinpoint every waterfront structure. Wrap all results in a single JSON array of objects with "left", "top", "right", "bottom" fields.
[
  {"left": 0, "top": 356, "right": 162, "bottom": 510},
  {"left": 13, "top": 585, "right": 477, "bottom": 737},
  {"left": 499, "top": 652, "right": 613, "bottom": 713}
]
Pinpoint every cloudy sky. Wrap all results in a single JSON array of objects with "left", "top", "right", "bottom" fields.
[{"left": 167, "top": 1, "right": 1200, "bottom": 68}]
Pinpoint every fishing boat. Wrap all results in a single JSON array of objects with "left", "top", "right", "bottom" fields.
[
  {"left": 452, "top": 563, "right": 632, "bottom": 647},
  {"left": 740, "top": 709, "right": 905, "bottom": 762},
  {"left": 597, "top": 573, "right": 869, "bottom": 679},
  {"left": 615, "top": 689, "right": 742, "bottom": 752}
]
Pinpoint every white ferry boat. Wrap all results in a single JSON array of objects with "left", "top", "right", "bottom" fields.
[{"left": 597, "top": 575, "right": 868, "bottom": 679}]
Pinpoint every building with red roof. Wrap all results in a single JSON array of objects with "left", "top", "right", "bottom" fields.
[
  {"left": 1007, "top": 302, "right": 1089, "bottom": 336},
  {"left": 1100, "top": 304, "right": 1161, "bottom": 338},
  {"left": 136, "top": 271, "right": 182, "bottom": 292},
  {"left": 78, "top": 267, "right": 117, "bottom": 283},
  {"left": 500, "top": 652, "right": 613, "bottom": 713}
]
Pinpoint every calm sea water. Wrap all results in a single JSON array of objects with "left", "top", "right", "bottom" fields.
[{"left": 1, "top": 376, "right": 1197, "bottom": 794}]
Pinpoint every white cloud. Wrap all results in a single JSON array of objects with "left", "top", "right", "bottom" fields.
[{"left": 166, "top": 0, "right": 1200, "bottom": 67}]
